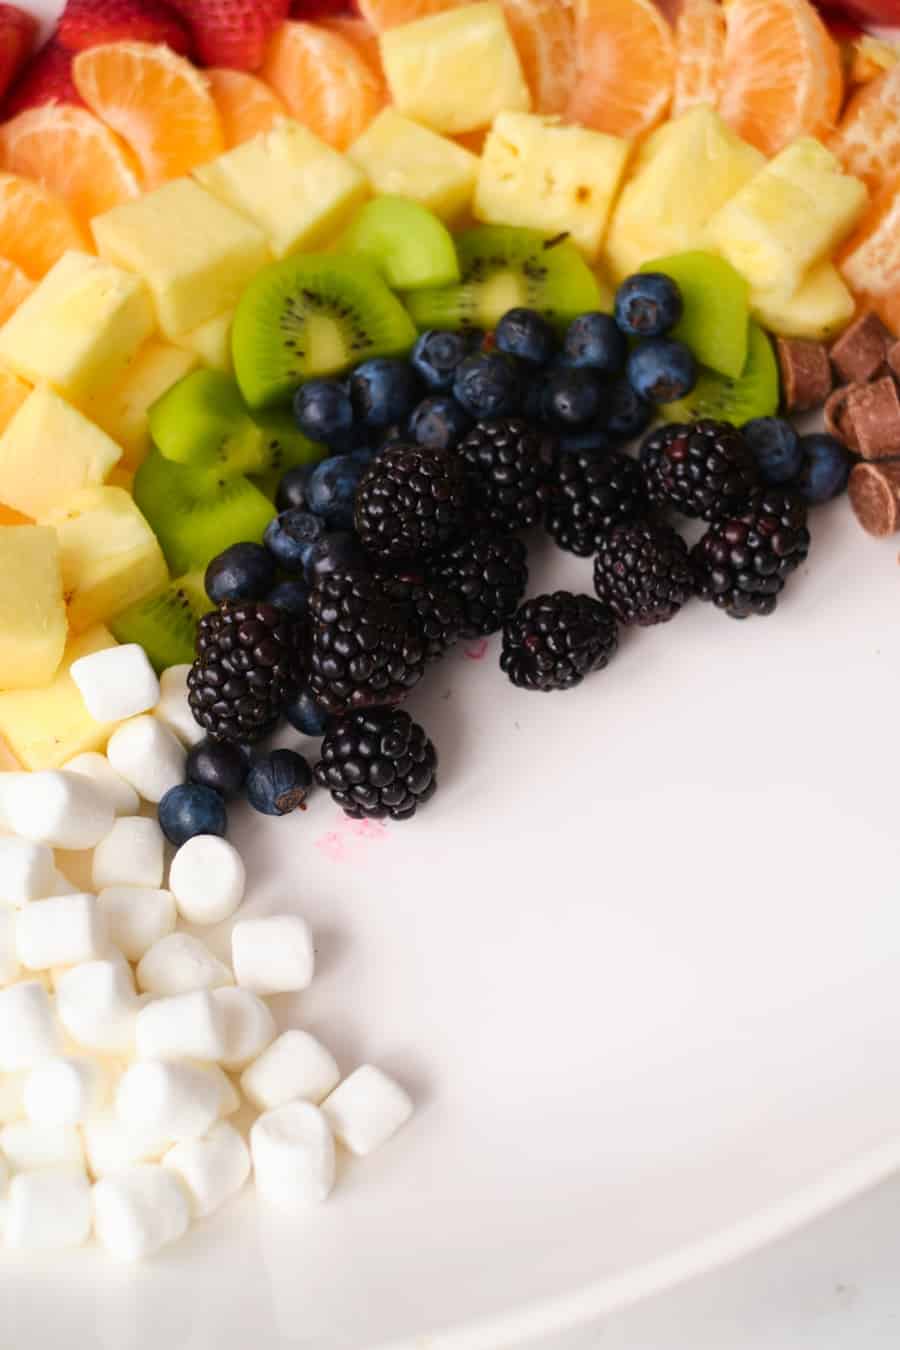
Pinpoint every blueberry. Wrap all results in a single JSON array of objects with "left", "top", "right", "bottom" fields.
[
  {"left": 267, "top": 578, "right": 310, "bottom": 617},
  {"left": 275, "top": 464, "right": 315, "bottom": 514},
  {"left": 246, "top": 749, "right": 313, "bottom": 816},
  {"left": 304, "top": 530, "right": 369, "bottom": 583},
  {"left": 543, "top": 367, "right": 606, "bottom": 428},
  {"left": 626, "top": 338, "right": 697, "bottom": 404},
  {"left": 264, "top": 509, "right": 325, "bottom": 574},
  {"left": 605, "top": 378, "right": 652, "bottom": 441},
  {"left": 495, "top": 308, "right": 556, "bottom": 365},
  {"left": 186, "top": 738, "right": 249, "bottom": 800},
  {"left": 204, "top": 542, "right": 275, "bottom": 605},
  {"left": 453, "top": 351, "right": 521, "bottom": 418},
  {"left": 742, "top": 417, "right": 803, "bottom": 485},
  {"left": 615, "top": 273, "right": 683, "bottom": 337},
  {"left": 564, "top": 312, "right": 628, "bottom": 374},
  {"left": 293, "top": 379, "right": 356, "bottom": 449},
  {"left": 285, "top": 689, "right": 329, "bottom": 738},
  {"left": 557, "top": 424, "right": 614, "bottom": 456},
  {"left": 305, "top": 453, "right": 366, "bottom": 529},
  {"left": 351, "top": 445, "right": 378, "bottom": 467},
  {"left": 410, "top": 330, "right": 472, "bottom": 391},
  {"left": 158, "top": 783, "right": 227, "bottom": 846},
  {"left": 522, "top": 378, "right": 548, "bottom": 425},
  {"left": 409, "top": 395, "right": 472, "bottom": 450},
  {"left": 797, "top": 433, "right": 850, "bottom": 504},
  {"left": 350, "top": 358, "right": 420, "bottom": 429}
]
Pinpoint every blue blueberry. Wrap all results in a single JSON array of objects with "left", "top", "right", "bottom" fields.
[
  {"left": 564, "top": 312, "right": 627, "bottom": 374},
  {"left": 293, "top": 379, "right": 356, "bottom": 449},
  {"left": 522, "top": 378, "right": 548, "bottom": 425},
  {"left": 350, "top": 358, "right": 420, "bottom": 429},
  {"left": 615, "top": 273, "right": 683, "bottom": 337},
  {"left": 410, "top": 330, "right": 473, "bottom": 391},
  {"left": 158, "top": 783, "right": 227, "bottom": 846},
  {"left": 495, "top": 308, "right": 556, "bottom": 365},
  {"left": 453, "top": 351, "right": 521, "bottom": 418},
  {"left": 409, "top": 395, "right": 472, "bottom": 450},
  {"left": 305, "top": 453, "right": 366, "bottom": 529},
  {"left": 626, "top": 338, "right": 697, "bottom": 404},
  {"left": 264, "top": 509, "right": 325, "bottom": 574},
  {"left": 605, "top": 378, "right": 652, "bottom": 441},
  {"left": 204, "top": 542, "right": 275, "bottom": 605},
  {"left": 797, "top": 433, "right": 851, "bottom": 504},
  {"left": 742, "top": 417, "right": 803, "bottom": 485},
  {"left": 304, "top": 530, "right": 369, "bottom": 583},
  {"left": 351, "top": 446, "right": 378, "bottom": 466},
  {"left": 285, "top": 689, "right": 329, "bottom": 738},
  {"left": 543, "top": 367, "right": 606, "bottom": 428},
  {"left": 557, "top": 424, "right": 613, "bottom": 456},
  {"left": 186, "top": 738, "right": 249, "bottom": 800},
  {"left": 246, "top": 749, "right": 313, "bottom": 816},
  {"left": 275, "top": 464, "right": 315, "bottom": 514},
  {"left": 267, "top": 578, "right": 310, "bottom": 617}
]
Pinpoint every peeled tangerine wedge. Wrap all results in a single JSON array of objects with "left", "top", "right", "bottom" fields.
[
  {"left": 830, "top": 62, "right": 900, "bottom": 194},
  {"left": 500, "top": 0, "right": 575, "bottom": 116},
  {"left": 838, "top": 180, "right": 900, "bottom": 336},
  {"left": 0, "top": 172, "right": 89, "bottom": 280},
  {"left": 0, "top": 107, "right": 140, "bottom": 226},
  {"left": 206, "top": 69, "right": 286, "bottom": 148},
  {"left": 672, "top": 0, "right": 725, "bottom": 116},
  {"left": 0, "top": 525, "right": 67, "bottom": 692},
  {"left": 261, "top": 22, "right": 385, "bottom": 151},
  {"left": 566, "top": 0, "right": 675, "bottom": 140}
]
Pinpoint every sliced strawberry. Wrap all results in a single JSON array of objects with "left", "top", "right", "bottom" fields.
[
  {"left": 0, "top": 5, "right": 39, "bottom": 103},
  {"left": 3, "top": 40, "right": 84, "bottom": 116},
  {"left": 57, "top": 0, "right": 193, "bottom": 56},
  {"left": 168, "top": 0, "right": 290, "bottom": 70}
]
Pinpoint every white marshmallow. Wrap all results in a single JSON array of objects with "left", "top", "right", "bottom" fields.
[
  {"left": 0, "top": 909, "right": 20, "bottom": 985},
  {"left": 56, "top": 959, "right": 138, "bottom": 1055},
  {"left": 106, "top": 716, "right": 186, "bottom": 804},
  {"left": 240, "top": 1030, "right": 339, "bottom": 1112},
  {"left": 0, "top": 772, "right": 114, "bottom": 850},
  {"left": 93, "top": 1165, "right": 190, "bottom": 1262},
  {"left": 49, "top": 869, "right": 80, "bottom": 896},
  {"left": 70, "top": 644, "right": 161, "bottom": 723},
  {"left": 213, "top": 987, "right": 276, "bottom": 1070},
  {"left": 63, "top": 752, "right": 140, "bottom": 817},
  {"left": 0, "top": 838, "right": 56, "bottom": 907},
  {"left": 250, "top": 1102, "right": 335, "bottom": 1211},
  {"left": 0, "top": 981, "right": 61, "bottom": 1070},
  {"left": 204, "top": 1064, "right": 241, "bottom": 1118},
  {"left": 169, "top": 835, "right": 245, "bottom": 926},
  {"left": 82, "top": 1112, "right": 171, "bottom": 1178},
  {"left": 136, "top": 991, "right": 227, "bottom": 1062},
  {"left": 163, "top": 1121, "right": 250, "bottom": 1220},
  {"left": 92, "top": 817, "right": 165, "bottom": 891},
  {"left": 0, "top": 1072, "right": 26, "bottom": 1124},
  {"left": 16, "top": 894, "right": 107, "bottom": 970},
  {"left": 23, "top": 1056, "right": 108, "bottom": 1127},
  {"left": 96, "top": 887, "right": 176, "bottom": 962},
  {"left": 154, "top": 664, "right": 204, "bottom": 747},
  {"left": 136, "top": 933, "right": 233, "bottom": 996},
  {"left": 5, "top": 1167, "right": 92, "bottom": 1250},
  {"left": 116, "top": 1060, "right": 221, "bottom": 1141},
  {"left": 0, "top": 1120, "right": 83, "bottom": 1170},
  {"left": 232, "top": 914, "right": 314, "bottom": 995},
  {"left": 321, "top": 1066, "right": 413, "bottom": 1157}
]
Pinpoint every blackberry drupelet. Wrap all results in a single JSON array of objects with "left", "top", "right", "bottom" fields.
[
  {"left": 308, "top": 571, "right": 426, "bottom": 713},
  {"left": 500, "top": 592, "right": 618, "bottom": 691},
  {"left": 315, "top": 708, "right": 437, "bottom": 821},
  {"left": 692, "top": 488, "right": 811, "bottom": 619},
  {"left": 545, "top": 449, "right": 647, "bottom": 557},
  {"left": 430, "top": 532, "right": 528, "bottom": 638},
  {"left": 457, "top": 418, "right": 550, "bottom": 533},
  {"left": 354, "top": 443, "right": 469, "bottom": 563},
  {"left": 593, "top": 520, "right": 694, "bottom": 626},
  {"left": 187, "top": 602, "right": 306, "bottom": 744},
  {"left": 376, "top": 572, "right": 464, "bottom": 662},
  {"left": 640, "top": 419, "right": 759, "bottom": 522}
]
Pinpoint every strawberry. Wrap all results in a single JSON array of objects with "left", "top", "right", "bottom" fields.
[
  {"left": 3, "top": 39, "right": 84, "bottom": 115},
  {"left": 57, "top": 0, "right": 193, "bottom": 55},
  {"left": 167, "top": 0, "right": 291, "bottom": 70},
  {"left": 0, "top": 4, "right": 39, "bottom": 103},
  {"left": 290, "top": 1, "right": 353, "bottom": 12}
]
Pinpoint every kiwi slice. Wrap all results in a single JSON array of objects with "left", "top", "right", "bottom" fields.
[
  {"left": 661, "top": 321, "right": 779, "bottom": 426},
  {"left": 110, "top": 572, "right": 211, "bottom": 673},
  {"left": 404, "top": 226, "right": 602, "bottom": 332},
  {"left": 231, "top": 253, "right": 418, "bottom": 410},
  {"left": 339, "top": 196, "right": 460, "bottom": 291},
  {"left": 640, "top": 251, "right": 749, "bottom": 379},
  {"left": 148, "top": 370, "right": 266, "bottom": 476},
  {"left": 251, "top": 407, "right": 327, "bottom": 475}
]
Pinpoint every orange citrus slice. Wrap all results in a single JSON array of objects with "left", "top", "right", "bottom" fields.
[
  {"left": 839, "top": 177, "right": 900, "bottom": 329},
  {"left": 206, "top": 68, "right": 286, "bottom": 147},
  {"left": 830, "top": 63, "right": 900, "bottom": 195},
  {"left": 261, "top": 22, "right": 384, "bottom": 151},
  {"left": 0, "top": 258, "right": 34, "bottom": 326},
  {"left": 0, "top": 172, "right": 90, "bottom": 280},
  {"left": 501, "top": 0, "right": 575, "bottom": 116},
  {"left": 566, "top": 0, "right": 676, "bottom": 140},
  {"left": 319, "top": 17, "right": 384, "bottom": 77},
  {"left": 673, "top": 0, "right": 725, "bottom": 116}
]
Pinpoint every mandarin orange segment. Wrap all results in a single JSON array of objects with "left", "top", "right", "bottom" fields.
[
  {"left": 501, "top": 0, "right": 575, "bottom": 116},
  {"left": 206, "top": 68, "right": 286, "bottom": 147},
  {"left": 261, "top": 22, "right": 384, "bottom": 151},
  {"left": 0, "top": 258, "right": 34, "bottom": 326},
  {"left": 354, "top": 0, "right": 463, "bottom": 30},
  {"left": 0, "top": 172, "right": 90, "bottom": 280},
  {"left": 72, "top": 41, "right": 224, "bottom": 189},
  {"left": 566, "top": 0, "right": 676, "bottom": 140},
  {"left": 838, "top": 178, "right": 900, "bottom": 314},
  {"left": 319, "top": 17, "right": 384, "bottom": 77},
  {"left": 718, "top": 0, "right": 844, "bottom": 157},
  {"left": 830, "top": 63, "right": 900, "bottom": 194},
  {"left": 673, "top": 0, "right": 725, "bottom": 115}
]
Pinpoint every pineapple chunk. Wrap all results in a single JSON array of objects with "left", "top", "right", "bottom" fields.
[
  {"left": 40, "top": 486, "right": 168, "bottom": 636},
  {"left": 707, "top": 138, "right": 869, "bottom": 298},
  {"left": 0, "top": 526, "right": 67, "bottom": 691},
  {"left": 0, "top": 625, "right": 119, "bottom": 770},
  {"left": 194, "top": 119, "right": 368, "bottom": 259},
  {"left": 0, "top": 364, "right": 29, "bottom": 435},
  {"left": 0, "top": 252, "right": 155, "bottom": 405},
  {"left": 475, "top": 113, "right": 631, "bottom": 262},
  {"left": 88, "top": 340, "right": 199, "bottom": 471},
  {"left": 750, "top": 261, "right": 856, "bottom": 342},
  {"left": 92, "top": 179, "right": 270, "bottom": 340},
  {"left": 380, "top": 2, "right": 531, "bottom": 135},
  {"left": 174, "top": 310, "right": 234, "bottom": 373},
  {"left": 348, "top": 109, "right": 479, "bottom": 222},
  {"left": 0, "top": 386, "right": 121, "bottom": 520}
]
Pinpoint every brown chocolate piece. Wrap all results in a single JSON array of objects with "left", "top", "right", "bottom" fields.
[
  {"left": 776, "top": 336, "right": 833, "bottom": 412},
  {"left": 846, "top": 376, "right": 900, "bottom": 460},
  {"left": 829, "top": 311, "right": 891, "bottom": 384},
  {"left": 849, "top": 462, "right": 900, "bottom": 536},
  {"left": 823, "top": 383, "right": 862, "bottom": 452},
  {"left": 888, "top": 340, "right": 900, "bottom": 380}
]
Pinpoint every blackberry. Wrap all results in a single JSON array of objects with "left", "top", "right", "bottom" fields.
[
  {"left": 500, "top": 592, "right": 618, "bottom": 692},
  {"left": 545, "top": 449, "right": 647, "bottom": 557},
  {"left": 457, "top": 418, "right": 550, "bottom": 533},
  {"left": 640, "top": 419, "right": 759, "bottom": 522},
  {"left": 430, "top": 532, "right": 528, "bottom": 638},
  {"left": 593, "top": 520, "right": 694, "bottom": 626},
  {"left": 376, "top": 571, "right": 464, "bottom": 662},
  {"left": 187, "top": 602, "right": 306, "bottom": 744},
  {"left": 308, "top": 571, "right": 425, "bottom": 714},
  {"left": 354, "top": 443, "right": 469, "bottom": 563},
  {"left": 315, "top": 708, "right": 437, "bottom": 821},
  {"left": 692, "top": 488, "right": 811, "bottom": 620}
]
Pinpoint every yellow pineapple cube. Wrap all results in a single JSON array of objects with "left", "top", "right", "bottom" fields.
[
  {"left": 0, "top": 386, "right": 121, "bottom": 520},
  {"left": 0, "top": 252, "right": 155, "bottom": 405},
  {"left": 88, "top": 340, "right": 199, "bottom": 471},
  {"left": 92, "top": 179, "right": 270, "bottom": 340},
  {"left": 0, "top": 364, "right": 29, "bottom": 436},
  {"left": 194, "top": 119, "right": 368, "bottom": 259},
  {"left": 380, "top": 2, "right": 530, "bottom": 135},
  {"left": 750, "top": 261, "right": 856, "bottom": 342},
  {"left": 0, "top": 526, "right": 67, "bottom": 691},
  {"left": 174, "top": 310, "right": 234, "bottom": 373},
  {"left": 706, "top": 138, "right": 868, "bottom": 297},
  {"left": 475, "top": 113, "right": 631, "bottom": 262},
  {"left": 348, "top": 109, "right": 479, "bottom": 222}
]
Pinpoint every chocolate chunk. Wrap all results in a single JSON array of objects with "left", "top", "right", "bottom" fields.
[
  {"left": 829, "top": 311, "right": 891, "bottom": 384},
  {"left": 776, "top": 337, "right": 833, "bottom": 412},
  {"left": 849, "top": 462, "right": 900, "bottom": 536},
  {"left": 823, "top": 383, "right": 862, "bottom": 452},
  {"left": 846, "top": 376, "right": 900, "bottom": 460},
  {"left": 889, "top": 340, "right": 900, "bottom": 380}
]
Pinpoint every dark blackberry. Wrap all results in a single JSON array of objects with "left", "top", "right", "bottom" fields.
[
  {"left": 430, "top": 532, "right": 528, "bottom": 638},
  {"left": 376, "top": 571, "right": 464, "bottom": 662},
  {"left": 544, "top": 449, "right": 647, "bottom": 557},
  {"left": 640, "top": 419, "right": 759, "bottom": 522},
  {"left": 500, "top": 592, "right": 618, "bottom": 692},
  {"left": 691, "top": 488, "right": 811, "bottom": 620},
  {"left": 457, "top": 418, "right": 550, "bottom": 533},
  {"left": 315, "top": 708, "right": 437, "bottom": 821},
  {"left": 187, "top": 602, "right": 306, "bottom": 744},
  {"left": 593, "top": 520, "right": 694, "bottom": 626},
  {"left": 308, "top": 571, "right": 426, "bottom": 713},
  {"left": 354, "top": 443, "right": 469, "bottom": 563}
]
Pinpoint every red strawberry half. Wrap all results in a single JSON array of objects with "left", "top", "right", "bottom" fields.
[
  {"left": 3, "top": 39, "right": 83, "bottom": 115},
  {"left": 58, "top": 0, "right": 193, "bottom": 55},
  {"left": 0, "top": 4, "right": 39, "bottom": 103},
  {"left": 167, "top": 0, "right": 290, "bottom": 70}
]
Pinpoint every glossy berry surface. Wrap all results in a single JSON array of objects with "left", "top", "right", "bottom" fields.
[
  {"left": 304, "top": 531, "right": 370, "bottom": 583},
  {"left": 564, "top": 312, "right": 628, "bottom": 374},
  {"left": 543, "top": 368, "right": 606, "bottom": 428},
  {"left": 246, "top": 749, "right": 313, "bottom": 816},
  {"left": 797, "top": 434, "right": 851, "bottom": 504},
  {"left": 285, "top": 689, "right": 329, "bottom": 738},
  {"left": 306, "top": 453, "right": 366, "bottom": 529},
  {"left": 615, "top": 273, "right": 683, "bottom": 337},
  {"left": 627, "top": 339, "right": 697, "bottom": 404},
  {"left": 264, "top": 509, "right": 325, "bottom": 574},
  {"left": 410, "top": 330, "right": 474, "bottom": 391},
  {"left": 495, "top": 308, "right": 555, "bottom": 365},
  {"left": 293, "top": 378, "right": 355, "bottom": 449},
  {"left": 186, "top": 738, "right": 249, "bottom": 800},
  {"left": 314, "top": 708, "right": 437, "bottom": 821},
  {"left": 606, "top": 379, "right": 653, "bottom": 441},
  {"left": 350, "top": 358, "right": 420, "bottom": 429},
  {"left": 267, "top": 578, "right": 310, "bottom": 617},
  {"left": 409, "top": 396, "right": 472, "bottom": 451},
  {"left": 275, "top": 465, "right": 315, "bottom": 514},
  {"left": 205, "top": 542, "right": 276, "bottom": 605},
  {"left": 158, "top": 783, "right": 227, "bottom": 846},
  {"left": 500, "top": 591, "right": 618, "bottom": 692},
  {"left": 742, "top": 418, "right": 804, "bottom": 486},
  {"left": 453, "top": 352, "right": 521, "bottom": 419}
]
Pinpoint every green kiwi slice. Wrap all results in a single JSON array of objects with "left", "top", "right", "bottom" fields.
[
  {"left": 403, "top": 226, "right": 602, "bottom": 332},
  {"left": 110, "top": 572, "right": 210, "bottom": 673},
  {"left": 339, "top": 196, "right": 460, "bottom": 290},
  {"left": 148, "top": 370, "right": 266, "bottom": 477},
  {"left": 640, "top": 251, "right": 749, "bottom": 379},
  {"left": 250, "top": 407, "right": 327, "bottom": 475},
  {"left": 231, "top": 253, "right": 418, "bottom": 410},
  {"left": 661, "top": 321, "right": 779, "bottom": 426}
]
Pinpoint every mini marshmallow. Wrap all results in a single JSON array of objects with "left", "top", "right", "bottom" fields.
[
  {"left": 5, "top": 1167, "right": 92, "bottom": 1250},
  {"left": 232, "top": 914, "right": 314, "bottom": 995},
  {"left": 0, "top": 1120, "right": 84, "bottom": 1170},
  {"left": 169, "top": 835, "right": 246, "bottom": 926},
  {"left": 97, "top": 887, "right": 176, "bottom": 962},
  {"left": 92, "top": 816, "right": 166, "bottom": 890},
  {"left": 106, "top": 716, "right": 186, "bottom": 804},
  {"left": 213, "top": 987, "right": 277, "bottom": 1070},
  {"left": 136, "top": 933, "right": 233, "bottom": 996},
  {"left": 82, "top": 1111, "right": 171, "bottom": 1178},
  {"left": 0, "top": 838, "right": 56, "bottom": 907},
  {"left": 63, "top": 752, "right": 140, "bottom": 817},
  {"left": 0, "top": 772, "right": 114, "bottom": 850},
  {"left": 204, "top": 1064, "right": 241, "bottom": 1118},
  {"left": 163, "top": 1121, "right": 250, "bottom": 1219},
  {"left": 16, "top": 894, "right": 107, "bottom": 970},
  {"left": 321, "top": 1066, "right": 414, "bottom": 1157},
  {"left": 250, "top": 1101, "right": 335, "bottom": 1211},
  {"left": 0, "top": 1072, "right": 26, "bottom": 1124},
  {"left": 0, "top": 909, "right": 21, "bottom": 985},
  {"left": 240, "top": 1030, "right": 339, "bottom": 1112},
  {"left": 136, "top": 991, "right": 227, "bottom": 1061},
  {"left": 70, "top": 643, "right": 161, "bottom": 723},
  {"left": 23, "top": 1056, "right": 108, "bottom": 1127},
  {"left": 49, "top": 869, "right": 80, "bottom": 896},
  {"left": 0, "top": 981, "right": 61, "bottom": 1070},
  {"left": 116, "top": 1060, "right": 221, "bottom": 1141},
  {"left": 56, "top": 959, "right": 138, "bottom": 1055},
  {"left": 154, "top": 664, "right": 204, "bottom": 748},
  {"left": 93, "top": 1165, "right": 190, "bottom": 1262}
]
